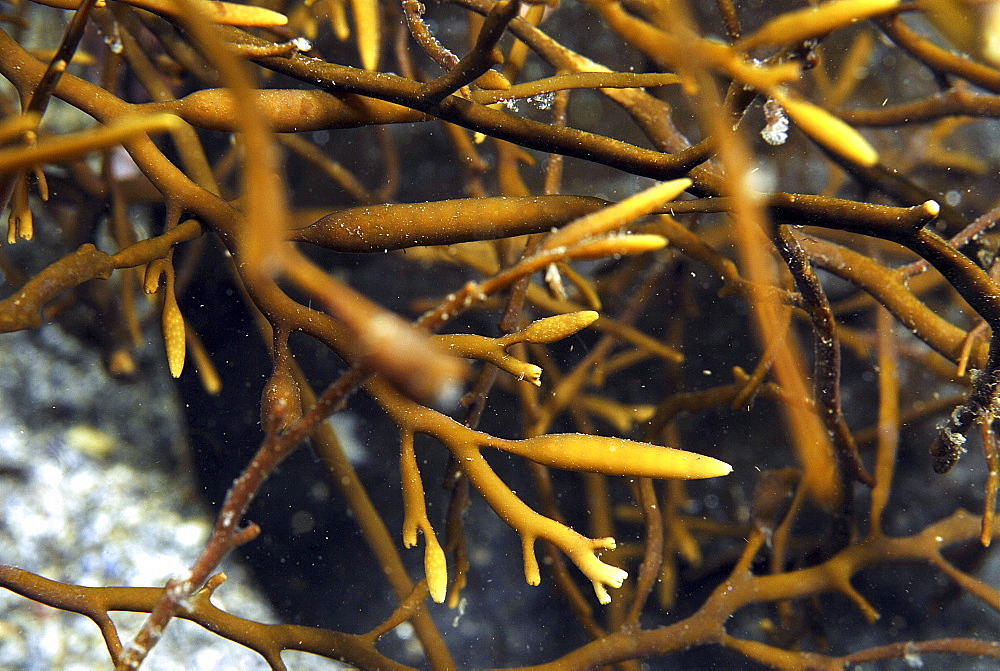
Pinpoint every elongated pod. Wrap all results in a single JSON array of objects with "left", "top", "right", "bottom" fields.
[
  {"left": 737, "top": 0, "right": 899, "bottom": 50},
  {"left": 772, "top": 91, "right": 879, "bottom": 167},
  {"left": 289, "top": 195, "right": 610, "bottom": 252},
  {"left": 31, "top": 0, "right": 288, "bottom": 25},
  {"left": 155, "top": 90, "right": 426, "bottom": 132},
  {"left": 492, "top": 433, "right": 732, "bottom": 480}
]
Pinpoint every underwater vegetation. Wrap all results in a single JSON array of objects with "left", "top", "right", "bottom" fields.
[{"left": 4, "top": 0, "right": 1000, "bottom": 667}]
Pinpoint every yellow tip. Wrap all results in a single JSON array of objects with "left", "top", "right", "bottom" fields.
[
  {"left": 500, "top": 434, "right": 734, "bottom": 480},
  {"left": 774, "top": 92, "right": 879, "bottom": 167}
]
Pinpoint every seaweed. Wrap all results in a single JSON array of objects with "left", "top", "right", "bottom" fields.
[{"left": 2, "top": 0, "right": 1000, "bottom": 667}]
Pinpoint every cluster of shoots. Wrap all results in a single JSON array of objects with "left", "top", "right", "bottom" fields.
[{"left": 4, "top": 0, "right": 1000, "bottom": 668}]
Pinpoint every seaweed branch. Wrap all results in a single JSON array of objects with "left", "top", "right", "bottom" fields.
[{"left": 2, "top": 0, "right": 1000, "bottom": 667}]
